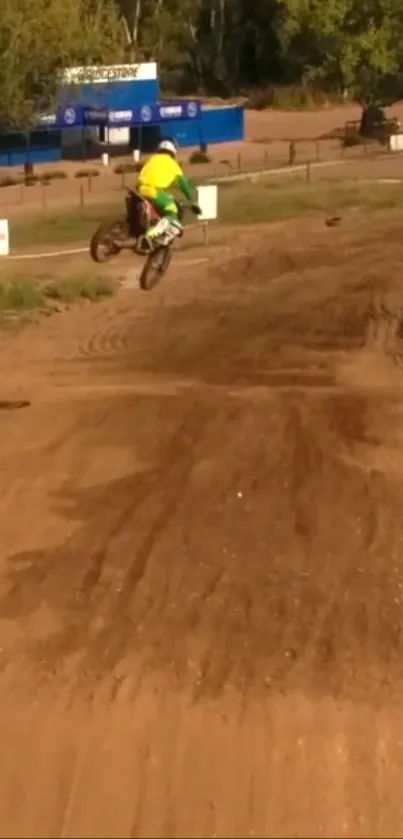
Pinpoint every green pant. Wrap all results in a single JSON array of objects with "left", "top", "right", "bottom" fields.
[{"left": 149, "top": 189, "right": 178, "bottom": 222}]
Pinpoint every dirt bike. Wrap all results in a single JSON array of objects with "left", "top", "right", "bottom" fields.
[{"left": 89, "top": 188, "right": 197, "bottom": 291}]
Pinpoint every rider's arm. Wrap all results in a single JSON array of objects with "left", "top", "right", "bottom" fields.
[{"left": 175, "top": 172, "right": 195, "bottom": 202}]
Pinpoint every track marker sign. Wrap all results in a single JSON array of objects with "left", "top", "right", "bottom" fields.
[{"left": 0, "top": 220, "right": 9, "bottom": 256}]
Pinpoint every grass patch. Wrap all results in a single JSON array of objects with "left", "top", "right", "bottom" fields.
[
  {"left": 0, "top": 277, "right": 44, "bottom": 314},
  {"left": 10, "top": 177, "right": 403, "bottom": 250},
  {"left": 12, "top": 204, "right": 119, "bottom": 249},
  {"left": 0, "top": 269, "right": 117, "bottom": 322},
  {"left": 217, "top": 178, "right": 403, "bottom": 224}
]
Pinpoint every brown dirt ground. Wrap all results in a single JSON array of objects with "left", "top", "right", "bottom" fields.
[{"left": 1, "top": 213, "right": 403, "bottom": 836}]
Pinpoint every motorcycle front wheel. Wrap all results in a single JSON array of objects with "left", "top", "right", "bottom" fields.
[{"left": 139, "top": 245, "right": 173, "bottom": 291}]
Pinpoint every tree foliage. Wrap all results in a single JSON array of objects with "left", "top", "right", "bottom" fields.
[
  {"left": 0, "top": 0, "right": 124, "bottom": 129},
  {"left": 115, "top": 0, "right": 403, "bottom": 103}
]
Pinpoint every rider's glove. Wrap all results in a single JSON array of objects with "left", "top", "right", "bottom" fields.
[{"left": 191, "top": 203, "right": 202, "bottom": 215}]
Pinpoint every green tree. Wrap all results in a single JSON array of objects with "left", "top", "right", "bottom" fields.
[
  {"left": 0, "top": 0, "right": 125, "bottom": 130},
  {"left": 278, "top": 0, "right": 402, "bottom": 102}
]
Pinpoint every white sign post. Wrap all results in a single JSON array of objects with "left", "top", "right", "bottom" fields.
[
  {"left": 390, "top": 134, "right": 403, "bottom": 152},
  {"left": 196, "top": 184, "right": 218, "bottom": 245},
  {"left": 0, "top": 219, "right": 9, "bottom": 256}
]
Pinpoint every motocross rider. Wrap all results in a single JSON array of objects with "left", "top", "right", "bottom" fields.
[{"left": 137, "top": 137, "right": 201, "bottom": 247}]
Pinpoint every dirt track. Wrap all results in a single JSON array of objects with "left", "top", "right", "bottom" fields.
[{"left": 2, "top": 216, "right": 403, "bottom": 837}]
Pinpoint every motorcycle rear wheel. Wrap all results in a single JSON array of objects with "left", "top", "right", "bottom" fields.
[{"left": 90, "top": 219, "right": 127, "bottom": 263}]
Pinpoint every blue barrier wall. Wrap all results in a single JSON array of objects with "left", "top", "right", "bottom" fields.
[
  {"left": 168, "top": 106, "right": 244, "bottom": 147},
  {"left": 0, "top": 130, "right": 62, "bottom": 167},
  {"left": 0, "top": 104, "right": 244, "bottom": 167},
  {"left": 0, "top": 148, "right": 61, "bottom": 167}
]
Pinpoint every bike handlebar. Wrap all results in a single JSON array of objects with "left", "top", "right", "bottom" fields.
[{"left": 177, "top": 200, "right": 202, "bottom": 215}]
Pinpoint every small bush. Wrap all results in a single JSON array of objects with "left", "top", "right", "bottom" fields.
[
  {"left": 114, "top": 161, "right": 143, "bottom": 174},
  {"left": 24, "top": 175, "right": 39, "bottom": 187},
  {"left": 342, "top": 131, "right": 368, "bottom": 148},
  {"left": 39, "top": 170, "right": 67, "bottom": 182},
  {"left": 44, "top": 274, "right": 116, "bottom": 303},
  {"left": 189, "top": 150, "right": 211, "bottom": 164},
  {"left": 0, "top": 176, "right": 18, "bottom": 188},
  {"left": 74, "top": 168, "right": 100, "bottom": 179}
]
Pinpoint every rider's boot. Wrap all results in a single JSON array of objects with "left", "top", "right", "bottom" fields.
[{"left": 146, "top": 216, "right": 182, "bottom": 247}]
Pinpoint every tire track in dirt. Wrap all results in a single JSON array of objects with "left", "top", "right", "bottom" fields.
[
  {"left": 74, "top": 256, "right": 211, "bottom": 361},
  {"left": 365, "top": 294, "right": 402, "bottom": 353},
  {"left": 79, "top": 327, "right": 134, "bottom": 359},
  {"left": 81, "top": 399, "right": 215, "bottom": 680},
  {"left": 0, "top": 392, "right": 216, "bottom": 692},
  {"left": 278, "top": 392, "right": 382, "bottom": 684}
]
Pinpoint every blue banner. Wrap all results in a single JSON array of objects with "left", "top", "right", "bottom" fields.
[
  {"left": 34, "top": 99, "right": 201, "bottom": 130},
  {"left": 138, "top": 100, "right": 201, "bottom": 124},
  {"left": 84, "top": 100, "right": 201, "bottom": 127},
  {"left": 35, "top": 105, "right": 85, "bottom": 129}
]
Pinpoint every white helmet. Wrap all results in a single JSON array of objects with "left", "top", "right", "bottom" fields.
[{"left": 157, "top": 138, "right": 178, "bottom": 157}]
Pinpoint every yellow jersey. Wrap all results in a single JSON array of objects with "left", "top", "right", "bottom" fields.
[{"left": 139, "top": 153, "right": 184, "bottom": 191}]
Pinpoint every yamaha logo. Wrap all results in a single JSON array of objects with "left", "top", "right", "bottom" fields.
[
  {"left": 85, "top": 109, "right": 108, "bottom": 122},
  {"left": 141, "top": 105, "right": 152, "bottom": 122},
  {"left": 159, "top": 105, "right": 182, "bottom": 118},
  {"left": 64, "top": 107, "right": 76, "bottom": 125},
  {"left": 187, "top": 101, "right": 198, "bottom": 118},
  {"left": 109, "top": 110, "right": 132, "bottom": 122}
]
